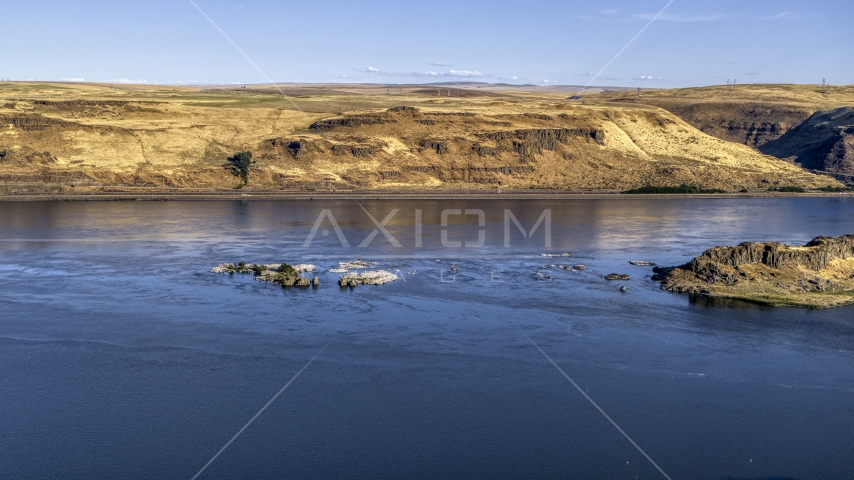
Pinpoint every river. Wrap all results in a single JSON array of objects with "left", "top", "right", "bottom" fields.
[{"left": 1, "top": 198, "right": 853, "bottom": 479}]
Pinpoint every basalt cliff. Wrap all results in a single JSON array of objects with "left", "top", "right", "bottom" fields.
[{"left": 653, "top": 235, "right": 854, "bottom": 308}]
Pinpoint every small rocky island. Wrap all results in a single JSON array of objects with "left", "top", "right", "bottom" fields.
[
  {"left": 212, "top": 262, "right": 319, "bottom": 287},
  {"left": 653, "top": 235, "right": 854, "bottom": 308},
  {"left": 211, "top": 260, "right": 399, "bottom": 288}
]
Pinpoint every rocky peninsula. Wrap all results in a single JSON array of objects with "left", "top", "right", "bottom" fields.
[{"left": 653, "top": 235, "right": 854, "bottom": 308}]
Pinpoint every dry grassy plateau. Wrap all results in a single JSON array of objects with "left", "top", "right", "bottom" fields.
[{"left": 1, "top": 81, "right": 851, "bottom": 196}]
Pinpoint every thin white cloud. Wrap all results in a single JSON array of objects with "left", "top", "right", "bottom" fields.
[
  {"left": 575, "top": 72, "right": 594, "bottom": 77},
  {"left": 634, "top": 75, "right": 662, "bottom": 81},
  {"left": 59, "top": 77, "right": 85, "bottom": 82},
  {"left": 354, "top": 67, "right": 487, "bottom": 78},
  {"left": 430, "top": 62, "right": 452, "bottom": 67},
  {"left": 761, "top": 11, "right": 820, "bottom": 20},
  {"left": 351, "top": 66, "right": 524, "bottom": 82},
  {"left": 602, "top": 8, "right": 618, "bottom": 15},
  {"left": 174, "top": 80, "right": 242, "bottom": 85},
  {"left": 448, "top": 70, "right": 484, "bottom": 77},
  {"left": 108, "top": 78, "right": 149, "bottom": 84}
]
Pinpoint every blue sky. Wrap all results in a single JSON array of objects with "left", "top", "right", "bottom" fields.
[{"left": 1, "top": 0, "right": 850, "bottom": 87}]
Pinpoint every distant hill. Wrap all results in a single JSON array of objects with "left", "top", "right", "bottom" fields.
[{"left": 0, "top": 82, "right": 841, "bottom": 194}]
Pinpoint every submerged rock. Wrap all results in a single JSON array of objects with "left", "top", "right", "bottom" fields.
[
  {"left": 630, "top": 261, "right": 657, "bottom": 266},
  {"left": 605, "top": 273, "right": 631, "bottom": 281}
]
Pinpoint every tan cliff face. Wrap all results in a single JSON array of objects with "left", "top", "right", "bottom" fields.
[
  {"left": 0, "top": 82, "right": 842, "bottom": 194},
  {"left": 591, "top": 84, "right": 854, "bottom": 177}
]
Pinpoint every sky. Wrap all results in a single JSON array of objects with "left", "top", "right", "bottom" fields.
[{"left": 1, "top": 0, "right": 851, "bottom": 87}]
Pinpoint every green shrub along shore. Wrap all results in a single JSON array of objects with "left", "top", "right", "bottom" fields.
[
  {"left": 623, "top": 184, "right": 853, "bottom": 194},
  {"left": 622, "top": 185, "right": 726, "bottom": 194}
]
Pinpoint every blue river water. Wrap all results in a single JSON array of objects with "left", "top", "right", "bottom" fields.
[{"left": 1, "top": 198, "right": 853, "bottom": 479}]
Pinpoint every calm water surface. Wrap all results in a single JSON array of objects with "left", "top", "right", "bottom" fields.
[{"left": 1, "top": 198, "right": 853, "bottom": 479}]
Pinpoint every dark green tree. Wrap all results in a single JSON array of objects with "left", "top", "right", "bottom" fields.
[
  {"left": 278, "top": 263, "right": 298, "bottom": 277},
  {"left": 229, "top": 151, "right": 253, "bottom": 185}
]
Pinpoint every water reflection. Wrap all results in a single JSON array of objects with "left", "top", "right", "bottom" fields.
[{"left": 688, "top": 293, "right": 775, "bottom": 310}]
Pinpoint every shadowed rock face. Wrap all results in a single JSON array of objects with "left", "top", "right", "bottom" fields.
[
  {"left": 0, "top": 113, "right": 70, "bottom": 131},
  {"left": 690, "top": 235, "right": 854, "bottom": 273},
  {"left": 606, "top": 99, "right": 814, "bottom": 148},
  {"left": 33, "top": 100, "right": 129, "bottom": 107},
  {"left": 760, "top": 107, "right": 854, "bottom": 174}
]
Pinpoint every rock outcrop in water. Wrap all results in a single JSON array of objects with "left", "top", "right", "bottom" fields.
[
  {"left": 339, "top": 270, "right": 398, "bottom": 286},
  {"left": 605, "top": 274, "right": 631, "bottom": 281},
  {"left": 211, "top": 262, "right": 318, "bottom": 287},
  {"left": 653, "top": 235, "right": 854, "bottom": 308}
]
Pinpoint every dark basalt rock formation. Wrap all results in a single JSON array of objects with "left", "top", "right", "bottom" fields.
[
  {"left": 484, "top": 128, "right": 604, "bottom": 145},
  {"left": 605, "top": 274, "right": 631, "bottom": 281},
  {"left": 426, "top": 112, "right": 477, "bottom": 117},
  {"left": 387, "top": 106, "right": 421, "bottom": 114},
  {"left": 331, "top": 144, "right": 378, "bottom": 157},
  {"left": 472, "top": 144, "right": 500, "bottom": 156},
  {"left": 310, "top": 114, "right": 391, "bottom": 130},
  {"left": 271, "top": 138, "right": 312, "bottom": 158},
  {"left": 521, "top": 113, "right": 556, "bottom": 121},
  {"left": 34, "top": 100, "right": 129, "bottom": 107},
  {"left": 419, "top": 139, "right": 448, "bottom": 154},
  {"left": 633, "top": 101, "right": 814, "bottom": 148},
  {"left": 672, "top": 235, "right": 854, "bottom": 274},
  {"left": 1, "top": 114, "right": 70, "bottom": 131},
  {"left": 760, "top": 107, "right": 854, "bottom": 174},
  {"left": 466, "top": 165, "right": 535, "bottom": 174},
  {"left": 652, "top": 235, "right": 854, "bottom": 308},
  {"left": 482, "top": 128, "right": 605, "bottom": 159}
]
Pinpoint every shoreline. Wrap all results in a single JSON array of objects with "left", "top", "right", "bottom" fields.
[{"left": 0, "top": 190, "right": 852, "bottom": 201}]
